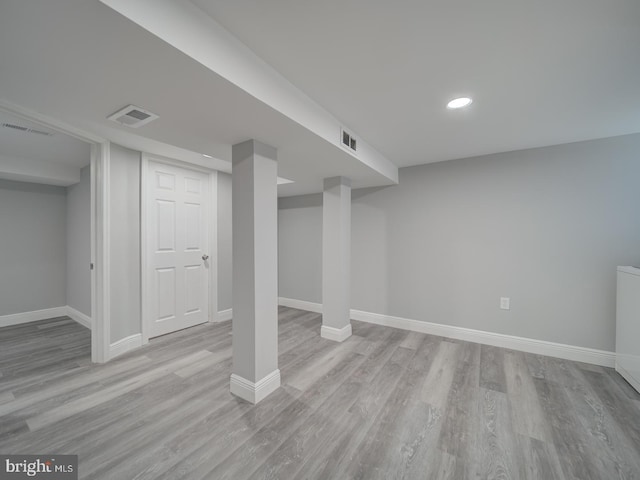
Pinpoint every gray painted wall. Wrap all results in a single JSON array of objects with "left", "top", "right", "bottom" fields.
[
  {"left": 278, "top": 194, "right": 323, "bottom": 304},
  {"left": 109, "top": 144, "right": 141, "bottom": 343},
  {"left": 218, "top": 172, "right": 233, "bottom": 312},
  {"left": 0, "top": 180, "right": 67, "bottom": 316},
  {"left": 278, "top": 133, "right": 640, "bottom": 351},
  {"left": 66, "top": 165, "right": 91, "bottom": 317}
]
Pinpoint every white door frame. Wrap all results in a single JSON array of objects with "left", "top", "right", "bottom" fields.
[
  {"left": 140, "top": 153, "right": 218, "bottom": 344},
  {"left": 0, "top": 100, "right": 110, "bottom": 363}
]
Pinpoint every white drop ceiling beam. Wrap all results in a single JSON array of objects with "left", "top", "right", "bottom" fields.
[{"left": 98, "top": 0, "right": 398, "bottom": 185}]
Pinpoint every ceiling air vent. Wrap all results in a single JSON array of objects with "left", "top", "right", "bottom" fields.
[
  {"left": 340, "top": 128, "right": 357, "bottom": 153},
  {"left": 107, "top": 104, "right": 159, "bottom": 128},
  {"left": 1, "top": 123, "right": 54, "bottom": 136}
]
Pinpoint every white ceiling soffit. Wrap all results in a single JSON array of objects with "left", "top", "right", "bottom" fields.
[
  {"left": 97, "top": 0, "right": 398, "bottom": 185},
  {"left": 193, "top": 0, "right": 640, "bottom": 168},
  {"left": 0, "top": 153, "right": 81, "bottom": 186},
  {"left": 0, "top": 110, "right": 90, "bottom": 168}
]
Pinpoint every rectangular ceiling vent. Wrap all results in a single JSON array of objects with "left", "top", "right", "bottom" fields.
[
  {"left": 1, "top": 123, "right": 54, "bottom": 136},
  {"left": 340, "top": 128, "right": 357, "bottom": 153},
  {"left": 107, "top": 104, "right": 159, "bottom": 128}
]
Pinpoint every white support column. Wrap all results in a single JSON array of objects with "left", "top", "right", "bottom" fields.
[
  {"left": 322, "top": 176, "right": 352, "bottom": 342},
  {"left": 230, "top": 139, "right": 280, "bottom": 404}
]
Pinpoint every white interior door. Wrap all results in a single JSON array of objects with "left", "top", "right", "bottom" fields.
[{"left": 147, "top": 161, "right": 210, "bottom": 338}]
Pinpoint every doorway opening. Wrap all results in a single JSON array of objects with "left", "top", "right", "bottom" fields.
[{"left": 0, "top": 103, "right": 108, "bottom": 363}]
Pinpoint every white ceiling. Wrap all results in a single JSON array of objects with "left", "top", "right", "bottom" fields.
[
  {"left": 0, "top": 0, "right": 395, "bottom": 196},
  {"left": 193, "top": 0, "right": 640, "bottom": 167},
  {"left": 0, "top": 111, "right": 91, "bottom": 167},
  {"left": 1, "top": 0, "right": 638, "bottom": 194}
]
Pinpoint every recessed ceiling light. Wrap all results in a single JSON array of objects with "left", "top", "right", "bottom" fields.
[
  {"left": 447, "top": 97, "right": 473, "bottom": 109},
  {"left": 202, "top": 154, "right": 213, "bottom": 158}
]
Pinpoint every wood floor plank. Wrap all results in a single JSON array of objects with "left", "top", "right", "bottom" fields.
[
  {"left": 1, "top": 310, "right": 639, "bottom": 480},
  {"left": 581, "top": 369, "right": 640, "bottom": 453},
  {"left": 26, "top": 350, "right": 213, "bottom": 431},
  {"left": 296, "top": 341, "right": 416, "bottom": 479},
  {"left": 516, "top": 434, "right": 566, "bottom": 480},
  {"left": 438, "top": 341, "right": 481, "bottom": 456},
  {"left": 149, "top": 386, "right": 302, "bottom": 480},
  {"left": 339, "top": 336, "right": 445, "bottom": 480},
  {"left": 399, "top": 331, "right": 425, "bottom": 350},
  {"left": 604, "top": 367, "right": 640, "bottom": 402},
  {"left": 504, "top": 350, "right": 553, "bottom": 442},
  {"left": 0, "top": 391, "right": 14, "bottom": 405},
  {"left": 199, "top": 352, "right": 369, "bottom": 480},
  {"left": 479, "top": 344, "right": 508, "bottom": 393},
  {"left": 286, "top": 335, "right": 363, "bottom": 391},
  {"left": 463, "top": 388, "right": 525, "bottom": 479},
  {"left": 533, "top": 377, "right": 603, "bottom": 480},
  {"left": 562, "top": 369, "right": 640, "bottom": 478},
  {"left": 420, "top": 340, "right": 460, "bottom": 407},
  {"left": 250, "top": 330, "right": 409, "bottom": 480}
]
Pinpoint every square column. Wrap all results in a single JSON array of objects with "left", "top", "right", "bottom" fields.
[
  {"left": 230, "top": 139, "right": 280, "bottom": 403},
  {"left": 322, "top": 176, "right": 352, "bottom": 341}
]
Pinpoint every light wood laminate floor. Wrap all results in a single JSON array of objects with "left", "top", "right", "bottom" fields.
[{"left": 1, "top": 307, "right": 640, "bottom": 479}]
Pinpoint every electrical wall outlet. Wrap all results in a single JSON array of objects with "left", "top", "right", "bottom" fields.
[{"left": 500, "top": 297, "right": 510, "bottom": 310}]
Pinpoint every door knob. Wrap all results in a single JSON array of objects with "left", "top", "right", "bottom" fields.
[{"left": 202, "top": 254, "right": 209, "bottom": 261}]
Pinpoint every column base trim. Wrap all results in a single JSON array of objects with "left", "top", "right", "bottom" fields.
[
  {"left": 230, "top": 369, "right": 281, "bottom": 404},
  {"left": 216, "top": 308, "right": 233, "bottom": 322},
  {"left": 321, "top": 324, "right": 352, "bottom": 342},
  {"left": 108, "top": 334, "right": 143, "bottom": 360}
]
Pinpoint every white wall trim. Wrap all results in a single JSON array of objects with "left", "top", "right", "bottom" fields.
[
  {"left": 320, "top": 324, "right": 352, "bottom": 342},
  {"left": 615, "top": 362, "right": 640, "bottom": 394},
  {"left": 277, "top": 297, "right": 615, "bottom": 367},
  {"left": 140, "top": 154, "right": 150, "bottom": 345},
  {"left": 66, "top": 306, "right": 92, "bottom": 330},
  {"left": 216, "top": 308, "right": 232, "bottom": 322},
  {"left": 278, "top": 297, "right": 323, "bottom": 313},
  {"left": 209, "top": 170, "right": 218, "bottom": 324},
  {"left": 0, "top": 307, "right": 68, "bottom": 328},
  {"left": 108, "top": 333, "right": 143, "bottom": 360},
  {"left": 230, "top": 369, "right": 281, "bottom": 404},
  {"left": 94, "top": 141, "right": 110, "bottom": 363}
]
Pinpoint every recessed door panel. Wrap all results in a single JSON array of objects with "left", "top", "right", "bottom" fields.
[
  {"left": 185, "top": 265, "right": 203, "bottom": 315},
  {"left": 185, "top": 177, "right": 201, "bottom": 194},
  {"left": 157, "top": 171, "right": 175, "bottom": 190},
  {"left": 156, "top": 267, "right": 176, "bottom": 321},
  {"left": 184, "top": 203, "right": 201, "bottom": 251},
  {"left": 156, "top": 200, "right": 176, "bottom": 252}
]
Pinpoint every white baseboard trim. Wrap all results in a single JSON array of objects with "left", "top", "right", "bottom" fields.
[
  {"left": 230, "top": 369, "right": 281, "bottom": 404},
  {"left": 321, "top": 324, "right": 352, "bottom": 342},
  {"left": 0, "top": 306, "right": 68, "bottom": 328},
  {"left": 276, "top": 298, "right": 615, "bottom": 367},
  {"left": 66, "top": 306, "right": 92, "bottom": 330},
  {"left": 109, "top": 334, "right": 143, "bottom": 360},
  {"left": 616, "top": 361, "right": 640, "bottom": 394},
  {"left": 216, "top": 308, "right": 233, "bottom": 322},
  {"left": 350, "top": 309, "right": 615, "bottom": 367},
  {"left": 278, "top": 297, "right": 322, "bottom": 314}
]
